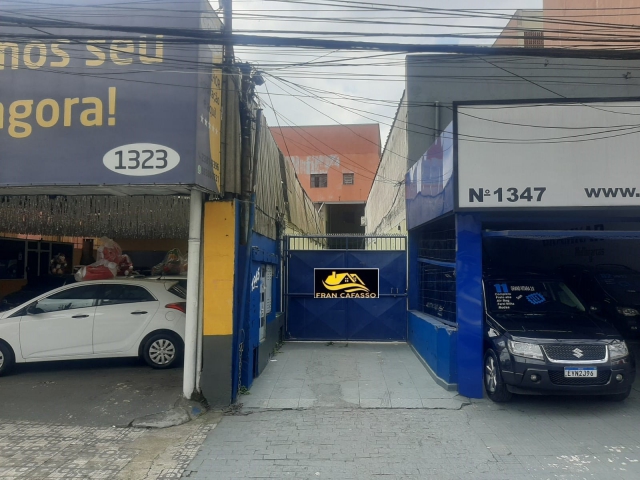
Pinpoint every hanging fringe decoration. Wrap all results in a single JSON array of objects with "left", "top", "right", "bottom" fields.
[{"left": 0, "top": 195, "right": 190, "bottom": 239}]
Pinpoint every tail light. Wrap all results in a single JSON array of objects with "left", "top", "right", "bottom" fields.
[{"left": 165, "top": 302, "right": 186, "bottom": 313}]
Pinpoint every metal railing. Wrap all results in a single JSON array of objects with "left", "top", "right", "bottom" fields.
[{"left": 285, "top": 234, "right": 406, "bottom": 252}]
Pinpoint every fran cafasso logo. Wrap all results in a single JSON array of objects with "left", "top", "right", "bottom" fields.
[
  {"left": 314, "top": 269, "right": 379, "bottom": 299},
  {"left": 323, "top": 271, "right": 370, "bottom": 293}
]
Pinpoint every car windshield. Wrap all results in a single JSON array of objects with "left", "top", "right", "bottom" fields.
[
  {"left": 595, "top": 272, "right": 640, "bottom": 305},
  {"left": 486, "top": 280, "right": 585, "bottom": 314}
]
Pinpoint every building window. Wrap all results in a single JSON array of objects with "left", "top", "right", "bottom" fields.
[
  {"left": 419, "top": 263, "right": 456, "bottom": 324},
  {"left": 343, "top": 173, "right": 354, "bottom": 185},
  {"left": 310, "top": 174, "right": 327, "bottom": 188},
  {"left": 523, "top": 30, "right": 543, "bottom": 48},
  {"left": 342, "top": 211, "right": 356, "bottom": 224},
  {"left": 416, "top": 217, "right": 457, "bottom": 324},
  {"left": 0, "top": 239, "right": 25, "bottom": 280}
]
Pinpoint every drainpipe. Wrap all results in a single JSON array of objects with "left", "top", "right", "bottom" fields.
[
  {"left": 434, "top": 100, "right": 440, "bottom": 141},
  {"left": 183, "top": 188, "right": 203, "bottom": 399},
  {"left": 195, "top": 239, "right": 205, "bottom": 393}
]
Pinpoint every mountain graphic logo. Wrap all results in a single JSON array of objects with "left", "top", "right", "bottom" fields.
[{"left": 322, "top": 271, "right": 371, "bottom": 293}]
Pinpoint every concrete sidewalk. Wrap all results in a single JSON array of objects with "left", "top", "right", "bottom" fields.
[
  {"left": 240, "top": 342, "right": 467, "bottom": 410},
  {"left": 184, "top": 341, "right": 640, "bottom": 479}
]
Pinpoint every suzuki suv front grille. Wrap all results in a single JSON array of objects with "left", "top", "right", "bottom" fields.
[{"left": 542, "top": 344, "right": 606, "bottom": 362}]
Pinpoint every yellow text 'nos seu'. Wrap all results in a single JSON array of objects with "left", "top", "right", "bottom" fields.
[{"left": 0, "top": 36, "right": 164, "bottom": 139}]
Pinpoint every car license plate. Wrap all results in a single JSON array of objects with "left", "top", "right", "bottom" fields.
[{"left": 564, "top": 367, "right": 597, "bottom": 378}]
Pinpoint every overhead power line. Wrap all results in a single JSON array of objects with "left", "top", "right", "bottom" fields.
[
  {"left": 4, "top": 11, "right": 640, "bottom": 57},
  {"left": 4, "top": 2, "right": 640, "bottom": 149},
  {"left": 5, "top": 30, "right": 640, "bottom": 59},
  {"left": 265, "top": 72, "right": 640, "bottom": 145}
]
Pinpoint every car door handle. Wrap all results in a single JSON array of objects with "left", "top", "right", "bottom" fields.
[
  {"left": 72, "top": 314, "right": 90, "bottom": 318},
  {"left": 131, "top": 311, "right": 148, "bottom": 315}
]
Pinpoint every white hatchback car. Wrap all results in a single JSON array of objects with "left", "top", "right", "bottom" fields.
[{"left": 0, "top": 279, "right": 186, "bottom": 376}]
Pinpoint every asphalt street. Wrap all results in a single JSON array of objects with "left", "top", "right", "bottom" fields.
[{"left": 0, "top": 358, "right": 182, "bottom": 427}]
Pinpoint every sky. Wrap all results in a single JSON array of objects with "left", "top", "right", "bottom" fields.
[{"left": 226, "top": 0, "right": 543, "bottom": 145}]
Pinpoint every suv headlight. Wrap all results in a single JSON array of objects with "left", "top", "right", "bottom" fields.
[
  {"left": 616, "top": 307, "right": 639, "bottom": 317},
  {"left": 608, "top": 340, "right": 629, "bottom": 360},
  {"left": 507, "top": 340, "right": 544, "bottom": 360}
]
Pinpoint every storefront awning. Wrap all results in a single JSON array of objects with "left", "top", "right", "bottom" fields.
[
  {"left": 0, "top": 195, "right": 190, "bottom": 239},
  {"left": 483, "top": 230, "right": 640, "bottom": 240}
]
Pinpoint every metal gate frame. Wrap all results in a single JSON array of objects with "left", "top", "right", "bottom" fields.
[{"left": 283, "top": 235, "right": 408, "bottom": 341}]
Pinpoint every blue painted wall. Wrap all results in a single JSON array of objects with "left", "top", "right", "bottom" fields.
[
  {"left": 406, "top": 213, "right": 484, "bottom": 397},
  {"left": 249, "top": 232, "right": 281, "bottom": 322},
  {"left": 408, "top": 311, "right": 457, "bottom": 385},
  {"left": 241, "top": 231, "right": 280, "bottom": 389},
  {"left": 405, "top": 127, "right": 485, "bottom": 398},
  {"left": 455, "top": 213, "right": 484, "bottom": 399}
]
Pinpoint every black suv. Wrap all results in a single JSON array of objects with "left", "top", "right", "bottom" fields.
[
  {"left": 483, "top": 272, "right": 635, "bottom": 402},
  {"left": 558, "top": 264, "right": 640, "bottom": 339}
]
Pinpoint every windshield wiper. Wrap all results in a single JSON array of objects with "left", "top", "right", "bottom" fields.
[{"left": 493, "top": 311, "right": 543, "bottom": 316}]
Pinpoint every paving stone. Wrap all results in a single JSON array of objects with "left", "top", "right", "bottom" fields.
[
  {"left": 0, "top": 419, "right": 216, "bottom": 480},
  {"left": 184, "top": 343, "right": 640, "bottom": 480}
]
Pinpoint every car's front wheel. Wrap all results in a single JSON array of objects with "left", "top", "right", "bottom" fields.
[
  {"left": 0, "top": 342, "right": 15, "bottom": 376},
  {"left": 484, "top": 349, "right": 512, "bottom": 402},
  {"left": 142, "top": 333, "right": 182, "bottom": 369}
]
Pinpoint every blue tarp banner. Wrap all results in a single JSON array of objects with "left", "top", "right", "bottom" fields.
[{"left": 0, "top": 0, "right": 223, "bottom": 193}]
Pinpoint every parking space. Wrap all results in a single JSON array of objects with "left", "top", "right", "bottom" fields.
[
  {"left": 483, "top": 227, "right": 640, "bottom": 344},
  {"left": 0, "top": 358, "right": 183, "bottom": 427},
  {"left": 239, "top": 342, "right": 467, "bottom": 410}
]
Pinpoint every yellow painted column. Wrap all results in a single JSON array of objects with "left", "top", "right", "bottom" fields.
[{"left": 201, "top": 200, "right": 237, "bottom": 405}]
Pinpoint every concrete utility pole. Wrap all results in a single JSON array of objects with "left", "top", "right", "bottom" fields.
[
  {"left": 221, "top": 0, "right": 234, "bottom": 64},
  {"left": 239, "top": 62, "right": 255, "bottom": 245}
]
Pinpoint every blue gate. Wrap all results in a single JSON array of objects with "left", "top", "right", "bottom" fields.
[{"left": 285, "top": 236, "right": 407, "bottom": 341}]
